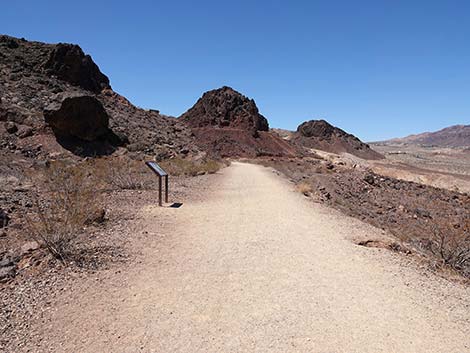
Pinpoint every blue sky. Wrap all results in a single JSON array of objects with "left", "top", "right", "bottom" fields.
[{"left": 2, "top": 0, "right": 470, "bottom": 141}]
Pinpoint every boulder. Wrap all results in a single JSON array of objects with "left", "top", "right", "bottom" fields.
[
  {"left": 4, "top": 121, "right": 18, "bottom": 134},
  {"left": 364, "top": 174, "right": 376, "bottom": 185},
  {"left": 17, "top": 125, "right": 33, "bottom": 138},
  {"left": 44, "top": 43, "right": 110, "bottom": 92},
  {"left": 0, "top": 209, "right": 9, "bottom": 228},
  {"left": 20, "top": 241, "right": 40, "bottom": 256},
  {"left": 0, "top": 265, "right": 16, "bottom": 282},
  {"left": 0, "top": 255, "right": 14, "bottom": 267},
  {"left": 44, "top": 95, "right": 110, "bottom": 141}
]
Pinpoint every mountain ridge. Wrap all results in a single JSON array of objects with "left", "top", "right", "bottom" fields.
[{"left": 375, "top": 124, "right": 470, "bottom": 148}]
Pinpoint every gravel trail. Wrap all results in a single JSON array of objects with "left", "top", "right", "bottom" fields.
[{"left": 37, "top": 162, "right": 470, "bottom": 352}]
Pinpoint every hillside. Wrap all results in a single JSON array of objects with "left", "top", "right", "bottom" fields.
[
  {"left": 0, "top": 35, "right": 198, "bottom": 159},
  {"left": 378, "top": 125, "right": 470, "bottom": 148}
]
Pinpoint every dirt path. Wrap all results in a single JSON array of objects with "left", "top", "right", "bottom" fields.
[{"left": 37, "top": 162, "right": 469, "bottom": 352}]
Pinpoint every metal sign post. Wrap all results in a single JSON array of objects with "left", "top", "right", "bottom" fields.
[{"left": 145, "top": 161, "right": 169, "bottom": 206}]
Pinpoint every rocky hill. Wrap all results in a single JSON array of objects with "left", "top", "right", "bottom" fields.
[
  {"left": 290, "top": 120, "right": 383, "bottom": 160},
  {"left": 181, "top": 86, "right": 269, "bottom": 135},
  {"left": 0, "top": 35, "right": 197, "bottom": 159},
  {"left": 180, "top": 86, "right": 297, "bottom": 158},
  {"left": 379, "top": 125, "right": 470, "bottom": 148}
]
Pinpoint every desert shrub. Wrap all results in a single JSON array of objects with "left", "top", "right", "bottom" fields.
[
  {"left": 200, "top": 159, "right": 222, "bottom": 174},
  {"left": 160, "top": 158, "right": 223, "bottom": 177},
  {"left": 417, "top": 218, "right": 470, "bottom": 276},
  {"left": 296, "top": 182, "right": 313, "bottom": 195},
  {"left": 27, "top": 161, "right": 104, "bottom": 261}
]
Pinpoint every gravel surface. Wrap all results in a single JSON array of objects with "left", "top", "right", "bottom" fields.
[
  {"left": 11, "top": 162, "right": 469, "bottom": 353},
  {"left": 0, "top": 173, "right": 213, "bottom": 352}
]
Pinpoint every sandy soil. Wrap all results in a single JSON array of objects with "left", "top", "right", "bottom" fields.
[{"left": 29, "top": 162, "right": 469, "bottom": 352}]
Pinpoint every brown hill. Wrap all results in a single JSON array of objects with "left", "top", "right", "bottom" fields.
[
  {"left": 291, "top": 120, "right": 383, "bottom": 160},
  {"left": 0, "top": 35, "right": 198, "bottom": 158},
  {"left": 180, "top": 87, "right": 297, "bottom": 157},
  {"left": 381, "top": 125, "right": 470, "bottom": 148}
]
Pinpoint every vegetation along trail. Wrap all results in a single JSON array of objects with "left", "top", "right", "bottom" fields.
[{"left": 38, "top": 162, "right": 469, "bottom": 352}]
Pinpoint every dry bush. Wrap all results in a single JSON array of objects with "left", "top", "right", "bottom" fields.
[
  {"left": 417, "top": 218, "right": 470, "bottom": 276},
  {"left": 160, "top": 158, "right": 223, "bottom": 177},
  {"left": 27, "top": 160, "right": 104, "bottom": 261},
  {"left": 296, "top": 182, "right": 313, "bottom": 195}
]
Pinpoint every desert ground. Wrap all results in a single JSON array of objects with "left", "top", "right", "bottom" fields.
[
  {"left": 371, "top": 143, "right": 470, "bottom": 193},
  {"left": 3, "top": 162, "right": 469, "bottom": 352}
]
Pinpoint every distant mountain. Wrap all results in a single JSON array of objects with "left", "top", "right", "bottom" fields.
[
  {"left": 378, "top": 125, "right": 470, "bottom": 148},
  {"left": 286, "top": 120, "right": 384, "bottom": 160}
]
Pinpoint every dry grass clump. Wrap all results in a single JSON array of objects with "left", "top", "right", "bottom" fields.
[
  {"left": 92, "top": 156, "right": 152, "bottom": 190},
  {"left": 27, "top": 160, "right": 105, "bottom": 261},
  {"left": 68, "top": 155, "right": 222, "bottom": 188},
  {"left": 160, "top": 158, "right": 223, "bottom": 177},
  {"left": 91, "top": 156, "right": 223, "bottom": 189},
  {"left": 296, "top": 182, "right": 313, "bottom": 196}
]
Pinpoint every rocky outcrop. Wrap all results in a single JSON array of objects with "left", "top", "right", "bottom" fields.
[
  {"left": 44, "top": 95, "right": 109, "bottom": 141},
  {"left": 44, "top": 43, "right": 110, "bottom": 93},
  {"left": 179, "top": 86, "right": 298, "bottom": 157},
  {"left": 297, "top": 120, "right": 339, "bottom": 139},
  {"left": 293, "top": 120, "right": 383, "bottom": 160},
  {"left": 180, "top": 86, "right": 269, "bottom": 136}
]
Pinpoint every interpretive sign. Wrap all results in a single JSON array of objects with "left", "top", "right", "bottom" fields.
[
  {"left": 145, "top": 161, "right": 169, "bottom": 206},
  {"left": 146, "top": 161, "right": 168, "bottom": 177}
]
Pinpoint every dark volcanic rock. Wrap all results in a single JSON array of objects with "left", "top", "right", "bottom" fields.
[
  {"left": 293, "top": 120, "right": 383, "bottom": 160},
  {"left": 4, "top": 121, "right": 18, "bottom": 134},
  {"left": 180, "top": 86, "right": 269, "bottom": 135},
  {"left": 44, "top": 95, "right": 109, "bottom": 141},
  {"left": 0, "top": 265, "right": 16, "bottom": 282},
  {"left": 0, "top": 209, "right": 9, "bottom": 228},
  {"left": 44, "top": 43, "right": 110, "bottom": 93},
  {"left": 179, "top": 86, "right": 298, "bottom": 158},
  {"left": 298, "top": 120, "right": 337, "bottom": 138},
  {"left": 0, "top": 35, "right": 20, "bottom": 49}
]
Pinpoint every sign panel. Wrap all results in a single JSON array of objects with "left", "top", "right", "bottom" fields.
[{"left": 145, "top": 161, "right": 168, "bottom": 176}]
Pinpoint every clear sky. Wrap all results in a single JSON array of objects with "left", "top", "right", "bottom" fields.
[{"left": 2, "top": 0, "right": 470, "bottom": 141}]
